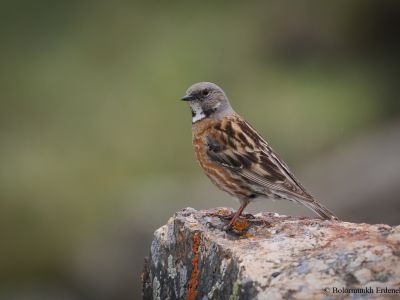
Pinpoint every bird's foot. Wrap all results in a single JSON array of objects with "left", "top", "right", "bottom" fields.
[
  {"left": 207, "top": 210, "right": 265, "bottom": 235},
  {"left": 209, "top": 212, "right": 255, "bottom": 221},
  {"left": 207, "top": 214, "right": 249, "bottom": 233}
]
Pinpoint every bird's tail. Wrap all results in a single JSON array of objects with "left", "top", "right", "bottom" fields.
[{"left": 302, "top": 199, "right": 339, "bottom": 221}]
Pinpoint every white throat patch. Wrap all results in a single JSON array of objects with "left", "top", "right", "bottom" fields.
[{"left": 191, "top": 102, "right": 206, "bottom": 123}]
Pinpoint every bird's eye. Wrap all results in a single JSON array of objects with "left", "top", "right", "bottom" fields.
[{"left": 202, "top": 90, "right": 209, "bottom": 96}]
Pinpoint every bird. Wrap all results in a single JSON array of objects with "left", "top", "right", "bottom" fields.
[{"left": 181, "top": 82, "right": 339, "bottom": 230}]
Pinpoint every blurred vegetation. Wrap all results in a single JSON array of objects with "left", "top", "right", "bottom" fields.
[{"left": 0, "top": 0, "right": 399, "bottom": 299}]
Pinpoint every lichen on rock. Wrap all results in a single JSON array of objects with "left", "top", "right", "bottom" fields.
[{"left": 142, "top": 207, "right": 400, "bottom": 299}]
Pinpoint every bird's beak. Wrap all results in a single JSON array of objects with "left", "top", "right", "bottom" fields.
[{"left": 181, "top": 94, "right": 195, "bottom": 101}]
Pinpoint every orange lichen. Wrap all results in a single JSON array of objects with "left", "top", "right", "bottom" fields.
[
  {"left": 232, "top": 218, "right": 250, "bottom": 232},
  {"left": 241, "top": 233, "right": 254, "bottom": 239},
  {"left": 187, "top": 232, "right": 200, "bottom": 300}
]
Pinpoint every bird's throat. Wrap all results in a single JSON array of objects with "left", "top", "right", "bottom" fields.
[{"left": 191, "top": 103, "right": 206, "bottom": 123}]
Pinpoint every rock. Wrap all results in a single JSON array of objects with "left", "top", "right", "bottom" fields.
[{"left": 142, "top": 207, "right": 400, "bottom": 299}]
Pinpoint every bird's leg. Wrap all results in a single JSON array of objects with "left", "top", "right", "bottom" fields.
[{"left": 223, "top": 200, "right": 249, "bottom": 231}]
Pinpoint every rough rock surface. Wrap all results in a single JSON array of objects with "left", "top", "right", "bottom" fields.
[{"left": 142, "top": 207, "right": 400, "bottom": 299}]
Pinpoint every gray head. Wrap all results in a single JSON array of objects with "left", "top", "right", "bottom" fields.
[{"left": 181, "top": 82, "right": 233, "bottom": 123}]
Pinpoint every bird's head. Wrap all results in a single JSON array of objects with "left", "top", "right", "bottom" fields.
[{"left": 181, "top": 82, "right": 233, "bottom": 123}]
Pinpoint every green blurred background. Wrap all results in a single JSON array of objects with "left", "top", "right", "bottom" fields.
[{"left": 1, "top": 1, "right": 399, "bottom": 299}]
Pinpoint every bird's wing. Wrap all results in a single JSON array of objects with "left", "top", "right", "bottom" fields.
[{"left": 205, "top": 116, "right": 313, "bottom": 200}]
